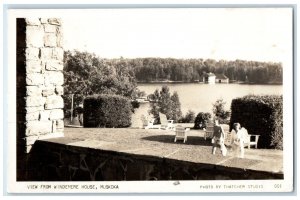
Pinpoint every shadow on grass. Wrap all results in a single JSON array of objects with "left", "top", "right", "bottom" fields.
[{"left": 141, "top": 135, "right": 212, "bottom": 146}]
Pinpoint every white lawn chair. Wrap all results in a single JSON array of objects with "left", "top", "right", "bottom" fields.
[
  {"left": 204, "top": 121, "right": 214, "bottom": 140},
  {"left": 159, "top": 113, "right": 174, "bottom": 130},
  {"left": 224, "top": 131, "right": 234, "bottom": 146},
  {"left": 174, "top": 125, "right": 190, "bottom": 143},
  {"left": 141, "top": 115, "right": 155, "bottom": 129},
  {"left": 245, "top": 134, "right": 260, "bottom": 149}
]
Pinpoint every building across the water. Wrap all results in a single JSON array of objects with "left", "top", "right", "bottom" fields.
[
  {"left": 202, "top": 72, "right": 229, "bottom": 84},
  {"left": 215, "top": 74, "right": 229, "bottom": 83},
  {"left": 202, "top": 72, "right": 216, "bottom": 84}
]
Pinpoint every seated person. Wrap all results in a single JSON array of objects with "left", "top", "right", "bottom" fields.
[
  {"left": 231, "top": 123, "right": 248, "bottom": 158},
  {"left": 212, "top": 120, "right": 227, "bottom": 156}
]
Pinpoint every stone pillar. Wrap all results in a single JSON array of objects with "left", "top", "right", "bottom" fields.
[{"left": 17, "top": 18, "right": 64, "bottom": 180}]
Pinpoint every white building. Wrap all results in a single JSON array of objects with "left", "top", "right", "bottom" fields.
[
  {"left": 215, "top": 74, "right": 229, "bottom": 83},
  {"left": 203, "top": 72, "right": 216, "bottom": 84}
]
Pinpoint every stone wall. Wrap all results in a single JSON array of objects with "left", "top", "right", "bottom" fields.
[
  {"left": 26, "top": 140, "right": 283, "bottom": 181},
  {"left": 17, "top": 18, "right": 64, "bottom": 180}
]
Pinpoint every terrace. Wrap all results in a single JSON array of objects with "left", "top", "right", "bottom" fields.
[{"left": 28, "top": 127, "right": 283, "bottom": 181}]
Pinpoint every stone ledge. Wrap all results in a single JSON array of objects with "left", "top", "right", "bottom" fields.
[{"left": 26, "top": 129, "right": 283, "bottom": 181}]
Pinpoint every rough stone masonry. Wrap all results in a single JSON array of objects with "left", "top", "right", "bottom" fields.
[{"left": 18, "top": 18, "right": 64, "bottom": 154}]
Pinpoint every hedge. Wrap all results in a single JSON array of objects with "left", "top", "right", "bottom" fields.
[
  {"left": 83, "top": 94, "right": 132, "bottom": 128},
  {"left": 194, "top": 112, "right": 212, "bottom": 129},
  {"left": 230, "top": 95, "right": 283, "bottom": 149}
]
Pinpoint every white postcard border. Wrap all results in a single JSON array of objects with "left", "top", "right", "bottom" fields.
[{"left": 5, "top": 7, "right": 295, "bottom": 194}]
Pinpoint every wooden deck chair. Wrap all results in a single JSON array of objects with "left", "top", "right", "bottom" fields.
[
  {"left": 224, "top": 131, "right": 235, "bottom": 146},
  {"left": 246, "top": 134, "right": 260, "bottom": 149},
  {"left": 174, "top": 125, "right": 190, "bottom": 143},
  {"left": 141, "top": 115, "right": 155, "bottom": 129},
  {"left": 159, "top": 112, "right": 174, "bottom": 130},
  {"left": 204, "top": 121, "right": 214, "bottom": 140}
]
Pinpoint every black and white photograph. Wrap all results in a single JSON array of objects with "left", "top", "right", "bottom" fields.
[{"left": 6, "top": 5, "right": 295, "bottom": 193}]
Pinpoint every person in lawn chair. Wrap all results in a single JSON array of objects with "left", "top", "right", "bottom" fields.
[{"left": 211, "top": 119, "right": 227, "bottom": 156}]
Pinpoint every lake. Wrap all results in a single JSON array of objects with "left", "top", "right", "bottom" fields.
[{"left": 137, "top": 83, "right": 283, "bottom": 115}]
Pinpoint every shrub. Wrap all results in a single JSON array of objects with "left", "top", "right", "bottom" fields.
[
  {"left": 194, "top": 112, "right": 212, "bottom": 129},
  {"left": 83, "top": 94, "right": 132, "bottom": 128},
  {"left": 180, "top": 110, "right": 196, "bottom": 123},
  {"left": 230, "top": 95, "right": 283, "bottom": 149}
]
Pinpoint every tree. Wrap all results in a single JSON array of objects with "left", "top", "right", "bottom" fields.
[
  {"left": 130, "top": 57, "right": 282, "bottom": 84},
  {"left": 159, "top": 86, "right": 172, "bottom": 115},
  {"left": 148, "top": 89, "right": 162, "bottom": 120},
  {"left": 63, "top": 50, "right": 137, "bottom": 110},
  {"left": 212, "top": 98, "right": 231, "bottom": 124},
  {"left": 148, "top": 86, "right": 182, "bottom": 122},
  {"left": 170, "top": 92, "right": 182, "bottom": 122},
  {"left": 63, "top": 51, "right": 98, "bottom": 109}
]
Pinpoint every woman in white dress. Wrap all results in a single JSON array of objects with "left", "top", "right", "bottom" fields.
[{"left": 231, "top": 123, "right": 248, "bottom": 158}]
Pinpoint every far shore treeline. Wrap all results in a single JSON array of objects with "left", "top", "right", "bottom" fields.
[
  {"left": 63, "top": 50, "right": 282, "bottom": 108},
  {"left": 65, "top": 50, "right": 282, "bottom": 84},
  {"left": 133, "top": 57, "right": 282, "bottom": 84}
]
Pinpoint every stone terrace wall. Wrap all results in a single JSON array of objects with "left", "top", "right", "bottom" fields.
[
  {"left": 17, "top": 18, "right": 64, "bottom": 180},
  {"left": 27, "top": 140, "right": 283, "bottom": 181}
]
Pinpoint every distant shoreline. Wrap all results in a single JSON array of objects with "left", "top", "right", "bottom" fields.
[{"left": 137, "top": 81, "right": 283, "bottom": 85}]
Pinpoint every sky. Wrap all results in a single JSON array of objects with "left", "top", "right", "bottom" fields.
[{"left": 62, "top": 8, "right": 293, "bottom": 63}]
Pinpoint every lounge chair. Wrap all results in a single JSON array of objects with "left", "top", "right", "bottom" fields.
[
  {"left": 159, "top": 112, "right": 174, "bottom": 130},
  {"left": 141, "top": 115, "right": 155, "bottom": 129},
  {"left": 245, "top": 134, "right": 260, "bottom": 149},
  {"left": 174, "top": 125, "right": 190, "bottom": 143},
  {"left": 224, "top": 131, "right": 234, "bottom": 146},
  {"left": 204, "top": 121, "right": 214, "bottom": 140}
]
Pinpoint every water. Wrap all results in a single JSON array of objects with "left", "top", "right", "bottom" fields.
[{"left": 137, "top": 83, "right": 283, "bottom": 115}]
